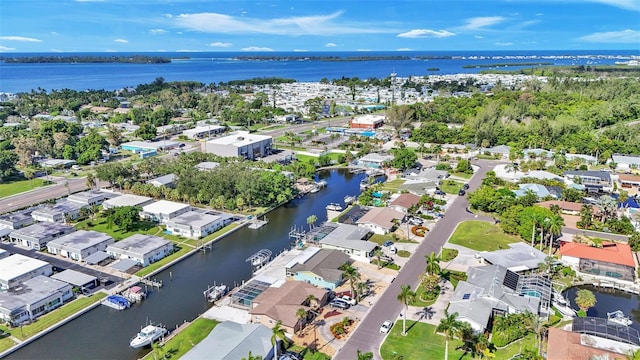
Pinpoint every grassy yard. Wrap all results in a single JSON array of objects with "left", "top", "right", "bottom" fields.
[
  {"left": 288, "top": 345, "right": 331, "bottom": 360},
  {"left": 0, "top": 178, "right": 50, "bottom": 198},
  {"left": 135, "top": 246, "right": 191, "bottom": 277},
  {"left": 441, "top": 248, "right": 459, "bottom": 262},
  {"left": 0, "top": 293, "right": 106, "bottom": 341},
  {"left": 378, "top": 178, "right": 405, "bottom": 192},
  {"left": 450, "top": 171, "right": 473, "bottom": 179},
  {"left": 369, "top": 234, "right": 418, "bottom": 246},
  {"left": 448, "top": 221, "right": 520, "bottom": 252},
  {"left": 75, "top": 214, "right": 163, "bottom": 240},
  {"left": 380, "top": 321, "right": 537, "bottom": 360},
  {"left": 409, "top": 286, "right": 437, "bottom": 307},
  {"left": 0, "top": 335, "right": 16, "bottom": 353},
  {"left": 142, "top": 318, "right": 219, "bottom": 360},
  {"left": 438, "top": 179, "right": 464, "bottom": 194},
  {"left": 295, "top": 153, "right": 344, "bottom": 165}
]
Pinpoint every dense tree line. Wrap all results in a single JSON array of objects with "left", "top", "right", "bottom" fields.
[{"left": 1, "top": 55, "right": 171, "bottom": 64}]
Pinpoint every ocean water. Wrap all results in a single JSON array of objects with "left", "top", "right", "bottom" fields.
[{"left": 0, "top": 50, "right": 637, "bottom": 93}]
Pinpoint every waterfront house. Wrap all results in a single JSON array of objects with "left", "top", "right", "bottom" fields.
[
  {"left": 50, "top": 269, "right": 98, "bottom": 291},
  {"left": 0, "top": 275, "right": 73, "bottom": 326},
  {"left": 67, "top": 190, "right": 107, "bottom": 207},
  {"left": 146, "top": 173, "right": 176, "bottom": 188},
  {"left": 447, "top": 264, "right": 551, "bottom": 333},
  {"left": 477, "top": 242, "right": 548, "bottom": 272},
  {"left": 356, "top": 207, "right": 404, "bottom": 235},
  {"left": 559, "top": 241, "right": 636, "bottom": 281},
  {"left": 0, "top": 211, "right": 34, "bottom": 230},
  {"left": 612, "top": 154, "right": 640, "bottom": 172},
  {"left": 546, "top": 327, "right": 632, "bottom": 360},
  {"left": 286, "top": 248, "right": 352, "bottom": 290},
  {"left": 389, "top": 193, "right": 421, "bottom": 214},
  {"left": 9, "top": 222, "right": 75, "bottom": 250},
  {"left": 47, "top": 230, "right": 115, "bottom": 262},
  {"left": 106, "top": 234, "right": 174, "bottom": 267},
  {"left": 249, "top": 281, "right": 328, "bottom": 335},
  {"left": 31, "top": 200, "right": 84, "bottom": 223},
  {"left": 356, "top": 153, "right": 393, "bottom": 169},
  {"left": 0, "top": 254, "right": 53, "bottom": 290},
  {"left": 140, "top": 200, "right": 191, "bottom": 223},
  {"left": 102, "top": 194, "right": 154, "bottom": 210},
  {"left": 204, "top": 131, "right": 273, "bottom": 160},
  {"left": 617, "top": 173, "right": 640, "bottom": 190},
  {"left": 165, "top": 211, "right": 227, "bottom": 239},
  {"left": 312, "top": 223, "right": 377, "bottom": 262},
  {"left": 563, "top": 170, "right": 612, "bottom": 193},
  {"left": 182, "top": 321, "right": 274, "bottom": 360}
]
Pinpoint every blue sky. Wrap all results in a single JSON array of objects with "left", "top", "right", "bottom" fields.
[{"left": 1, "top": 0, "right": 639, "bottom": 52}]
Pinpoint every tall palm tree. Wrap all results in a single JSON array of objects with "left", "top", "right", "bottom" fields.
[
  {"left": 295, "top": 308, "right": 307, "bottom": 336},
  {"left": 306, "top": 214, "right": 317, "bottom": 231},
  {"left": 373, "top": 248, "right": 384, "bottom": 269},
  {"left": 270, "top": 320, "right": 289, "bottom": 360},
  {"left": 579, "top": 204, "right": 594, "bottom": 229},
  {"left": 85, "top": 173, "right": 96, "bottom": 190},
  {"left": 341, "top": 264, "right": 361, "bottom": 299},
  {"left": 546, "top": 215, "right": 564, "bottom": 256},
  {"left": 425, "top": 252, "right": 441, "bottom": 276},
  {"left": 305, "top": 294, "right": 318, "bottom": 309},
  {"left": 397, "top": 284, "right": 415, "bottom": 336},
  {"left": 436, "top": 310, "right": 463, "bottom": 360}
]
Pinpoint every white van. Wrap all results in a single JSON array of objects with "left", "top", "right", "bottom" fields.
[{"left": 389, "top": 246, "right": 397, "bottom": 255}]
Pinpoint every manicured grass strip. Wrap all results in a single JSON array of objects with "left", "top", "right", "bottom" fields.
[
  {"left": 142, "top": 318, "right": 219, "bottom": 360},
  {"left": 288, "top": 345, "right": 331, "bottom": 360},
  {"left": 0, "top": 335, "right": 17, "bottom": 353},
  {"left": 75, "top": 214, "right": 162, "bottom": 241},
  {"left": 378, "top": 178, "right": 405, "bottom": 192},
  {"left": 441, "top": 248, "right": 458, "bottom": 262},
  {"left": 381, "top": 321, "right": 467, "bottom": 360},
  {"left": 450, "top": 171, "right": 473, "bottom": 179},
  {"left": 0, "top": 293, "right": 106, "bottom": 340},
  {"left": 135, "top": 246, "right": 191, "bottom": 277},
  {"left": 0, "top": 179, "right": 49, "bottom": 198},
  {"left": 448, "top": 221, "right": 520, "bottom": 252}
]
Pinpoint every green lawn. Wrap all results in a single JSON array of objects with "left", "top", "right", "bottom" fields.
[
  {"left": 450, "top": 171, "right": 473, "bottom": 179},
  {"left": 142, "top": 318, "right": 219, "bottom": 360},
  {"left": 0, "top": 293, "right": 106, "bottom": 341},
  {"left": 135, "top": 246, "right": 191, "bottom": 277},
  {"left": 439, "top": 179, "right": 464, "bottom": 194},
  {"left": 397, "top": 250, "right": 411, "bottom": 258},
  {"left": 378, "top": 178, "right": 405, "bottom": 192},
  {"left": 295, "top": 153, "right": 344, "bottom": 165},
  {"left": 75, "top": 214, "right": 163, "bottom": 240},
  {"left": 0, "top": 335, "right": 16, "bottom": 353},
  {"left": 0, "top": 178, "right": 50, "bottom": 198},
  {"left": 448, "top": 221, "right": 520, "bottom": 251},
  {"left": 441, "top": 248, "right": 459, "bottom": 262},
  {"left": 409, "top": 286, "right": 438, "bottom": 307},
  {"left": 369, "top": 234, "right": 418, "bottom": 246},
  {"left": 288, "top": 345, "right": 331, "bottom": 360}
]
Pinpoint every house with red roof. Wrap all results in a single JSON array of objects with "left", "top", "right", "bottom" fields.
[
  {"left": 559, "top": 241, "right": 636, "bottom": 281},
  {"left": 389, "top": 193, "right": 421, "bottom": 214}
]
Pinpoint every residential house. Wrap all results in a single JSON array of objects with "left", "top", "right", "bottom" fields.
[
  {"left": 312, "top": 223, "right": 377, "bottom": 262},
  {"left": 249, "top": 281, "right": 328, "bottom": 335},
  {"left": 106, "top": 234, "right": 174, "bottom": 267},
  {"left": 389, "top": 193, "right": 421, "bottom": 214},
  {"left": 47, "top": 230, "right": 115, "bottom": 262},
  {"left": 493, "top": 164, "right": 563, "bottom": 183},
  {"left": 559, "top": 241, "right": 636, "bottom": 281},
  {"left": 286, "top": 248, "right": 352, "bottom": 290},
  {"left": 612, "top": 154, "right": 640, "bottom": 172},
  {"left": 146, "top": 174, "right": 176, "bottom": 188},
  {"left": 140, "top": 200, "right": 191, "bottom": 223},
  {"left": 356, "top": 207, "right": 404, "bottom": 235},
  {"left": 564, "top": 153, "right": 598, "bottom": 165},
  {"left": 564, "top": 170, "right": 613, "bottom": 193},
  {"left": 0, "top": 275, "right": 73, "bottom": 326},
  {"left": 0, "top": 254, "right": 53, "bottom": 290},
  {"left": 102, "top": 194, "right": 154, "bottom": 210},
  {"left": 195, "top": 162, "right": 221, "bottom": 171},
  {"left": 67, "top": 190, "right": 107, "bottom": 207},
  {"left": 522, "top": 148, "right": 555, "bottom": 161},
  {"left": 51, "top": 269, "right": 98, "bottom": 291},
  {"left": 536, "top": 200, "right": 594, "bottom": 216},
  {"left": 486, "top": 145, "right": 511, "bottom": 159},
  {"left": 398, "top": 180, "right": 439, "bottom": 196},
  {"left": 477, "top": 242, "right": 548, "bottom": 272},
  {"left": 356, "top": 153, "right": 393, "bottom": 169},
  {"left": 121, "top": 140, "right": 180, "bottom": 153},
  {"left": 546, "top": 327, "right": 631, "bottom": 360},
  {"left": 402, "top": 168, "right": 449, "bottom": 183},
  {"left": 447, "top": 265, "right": 551, "bottom": 333},
  {"left": 9, "top": 222, "right": 75, "bottom": 250},
  {"left": 205, "top": 131, "right": 273, "bottom": 160},
  {"left": 31, "top": 200, "right": 84, "bottom": 223},
  {"left": 0, "top": 211, "right": 34, "bottom": 230},
  {"left": 617, "top": 173, "right": 640, "bottom": 190},
  {"left": 182, "top": 322, "right": 274, "bottom": 360},
  {"left": 512, "top": 184, "right": 554, "bottom": 199},
  {"left": 165, "top": 211, "right": 227, "bottom": 239}
]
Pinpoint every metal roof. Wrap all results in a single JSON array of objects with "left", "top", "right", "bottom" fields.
[
  {"left": 51, "top": 269, "right": 97, "bottom": 287},
  {"left": 111, "top": 259, "right": 139, "bottom": 272}
]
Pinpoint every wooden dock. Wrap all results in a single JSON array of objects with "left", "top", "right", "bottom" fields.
[
  {"left": 248, "top": 216, "right": 269, "bottom": 229},
  {"left": 140, "top": 278, "right": 163, "bottom": 289}
]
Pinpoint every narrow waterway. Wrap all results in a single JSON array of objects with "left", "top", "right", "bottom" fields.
[
  {"left": 564, "top": 285, "right": 640, "bottom": 332},
  {"left": 10, "top": 169, "right": 365, "bottom": 360}
]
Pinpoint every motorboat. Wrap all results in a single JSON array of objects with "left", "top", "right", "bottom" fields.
[
  {"left": 607, "top": 310, "right": 632, "bottom": 326},
  {"left": 326, "top": 203, "right": 343, "bottom": 212},
  {"left": 122, "top": 286, "right": 146, "bottom": 303},
  {"left": 129, "top": 324, "right": 168, "bottom": 348},
  {"left": 101, "top": 295, "right": 131, "bottom": 311},
  {"left": 344, "top": 195, "right": 356, "bottom": 206},
  {"left": 205, "top": 284, "right": 228, "bottom": 302}
]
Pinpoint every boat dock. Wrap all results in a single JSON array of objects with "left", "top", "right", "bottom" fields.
[
  {"left": 248, "top": 216, "right": 269, "bottom": 229},
  {"left": 246, "top": 249, "right": 273, "bottom": 272},
  {"left": 140, "top": 278, "right": 163, "bottom": 289}
]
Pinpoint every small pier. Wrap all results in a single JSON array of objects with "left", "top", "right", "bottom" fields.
[
  {"left": 140, "top": 278, "right": 163, "bottom": 289},
  {"left": 248, "top": 216, "right": 269, "bottom": 229},
  {"left": 246, "top": 249, "right": 273, "bottom": 272},
  {"left": 288, "top": 226, "right": 307, "bottom": 241}
]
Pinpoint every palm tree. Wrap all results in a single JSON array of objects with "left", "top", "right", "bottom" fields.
[
  {"left": 295, "top": 308, "right": 307, "bottom": 336},
  {"left": 355, "top": 281, "right": 368, "bottom": 302},
  {"left": 356, "top": 350, "right": 374, "bottom": 360},
  {"left": 270, "top": 320, "right": 289, "bottom": 360},
  {"left": 242, "top": 351, "right": 263, "bottom": 360},
  {"left": 436, "top": 310, "right": 463, "bottom": 360},
  {"left": 306, "top": 214, "right": 317, "bottom": 230},
  {"left": 397, "top": 284, "right": 415, "bottom": 336},
  {"left": 85, "top": 173, "right": 96, "bottom": 190},
  {"left": 425, "top": 252, "right": 441, "bottom": 276},
  {"left": 575, "top": 289, "right": 597, "bottom": 313},
  {"left": 373, "top": 248, "right": 384, "bottom": 269},
  {"left": 341, "top": 264, "right": 361, "bottom": 299},
  {"left": 546, "top": 215, "right": 564, "bottom": 256},
  {"left": 305, "top": 294, "right": 318, "bottom": 309},
  {"left": 580, "top": 204, "right": 594, "bottom": 229}
]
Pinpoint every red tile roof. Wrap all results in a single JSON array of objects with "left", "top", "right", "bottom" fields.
[{"left": 559, "top": 241, "right": 635, "bottom": 267}]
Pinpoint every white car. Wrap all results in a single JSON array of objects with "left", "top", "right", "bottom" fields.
[
  {"left": 340, "top": 295, "right": 357, "bottom": 305},
  {"left": 379, "top": 320, "right": 393, "bottom": 334}
]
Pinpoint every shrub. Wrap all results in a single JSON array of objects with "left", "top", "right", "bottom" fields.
[
  {"left": 577, "top": 310, "right": 587, "bottom": 317},
  {"left": 548, "top": 315, "right": 562, "bottom": 326},
  {"left": 561, "top": 267, "right": 576, "bottom": 277},
  {"left": 397, "top": 250, "right": 411, "bottom": 258}
]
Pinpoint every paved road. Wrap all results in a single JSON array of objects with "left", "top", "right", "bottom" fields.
[
  {"left": 0, "top": 177, "right": 89, "bottom": 215},
  {"left": 334, "top": 160, "right": 494, "bottom": 360}
]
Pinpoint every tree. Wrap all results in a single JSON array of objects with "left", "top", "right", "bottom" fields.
[
  {"left": 397, "top": 284, "right": 415, "bottom": 336},
  {"left": 575, "top": 289, "right": 597, "bottom": 312},
  {"left": 390, "top": 147, "right": 418, "bottom": 170},
  {"left": 386, "top": 105, "right": 416, "bottom": 137},
  {"left": 341, "top": 264, "right": 361, "bottom": 300},
  {"left": 242, "top": 351, "right": 263, "bottom": 360},
  {"left": 306, "top": 214, "right": 317, "bottom": 230},
  {"left": 546, "top": 214, "right": 564, "bottom": 255},
  {"left": 579, "top": 204, "right": 594, "bottom": 229},
  {"left": 106, "top": 206, "right": 141, "bottom": 232},
  {"left": 357, "top": 350, "right": 374, "bottom": 360},
  {"left": 85, "top": 173, "right": 96, "bottom": 190},
  {"left": 436, "top": 310, "right": 463, "bottom": 360},
  {"left": 270, "top": 320, "right": 289, "bottom": 360},
  {"left": 106, "top": 125, "right": 123, "bottom": 147},
  {"left": 135, "top": 122, "right": 157, "bottom": 141},
  {"left": 373, "top": 248, "right": 384, "bottom": 269},
  {"left": 425, "top": 252, "right": 442, "bottom": 276},
  {"left": 295, "top": 308, "right": 307, "bottom": 336},
  {"left": 0, "top": 150, "right": 18, "bottom": 181}
]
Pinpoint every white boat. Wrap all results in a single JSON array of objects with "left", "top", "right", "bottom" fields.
[
  {"left": 344, "top": 195, "right": 356, "bottom": 205},
  {"left": 205, "top": 284, "right": 228, "bottom": 302},
  {"left": 101, "top": 295, "right": 131, "bottom": 311},
  {"left": 607, "top": 310, "right": 632, "bottom": 326},
  {"left": 129, "top": 324, "right": 168, "bottom": 348},
  {"left": 309, "top": 186, "right": 320, "bottom": 193},
  {"left": 326, "top": 203, "right": 343, "bottom": 211}
]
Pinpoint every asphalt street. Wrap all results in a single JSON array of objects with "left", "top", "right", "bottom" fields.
[{"left": 0, "top": 177, "right": 89, "bottom": 215}]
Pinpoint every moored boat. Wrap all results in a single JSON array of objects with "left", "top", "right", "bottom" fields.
[
  {"left": 326, "top": 203, "right": 343, "bottom": 211},
  {"left": 205, "top": 284, "right": 228, "bottom": 302},
  {"left": 101, "top": 295, "right": 131, "bottom": 311},
  {"left": 607, "top": 310, "right": 632, "bottom": 326},
  {"left": 129, "top": 324, "right": 168, "bottom": 348}
]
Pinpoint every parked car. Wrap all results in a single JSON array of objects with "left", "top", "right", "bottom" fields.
[
  {"left": 458, "top": 189, "right": 466, "bottom": 196},
  {"left": 383, "top": 240, "right": 394, "bottom": 247},
  {"left": 340, "top": 295, "right": 357, "bottom": 305},
  {"left": 379, "top": 320, "right": 393, "bottom": 334},
  {"left": 408, "top": 217, "right": 424, "bottom": 225},
  {"left": 329, "top": 300, "right": 350, "bottom": 309},
  {"left": 463, "top": 183, "right": 470, "bottom": 190},
  {"left": 434, "top": 189, "right": 446, "bottom": 196},
  {"left": 279, "top": 352, "right": 303, "bottom": 360},
  {"left": 389, "top": 246, "right": 398, "bottom": 255}
]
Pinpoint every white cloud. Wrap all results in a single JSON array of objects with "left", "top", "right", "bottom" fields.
[
  {"left": 0, "top": 36, "right": 42, "bottom": 42},
  {"left": 536, "top": 13, "right": 544, "bottom": 16},
  {"left": 474, "top": 35, "right": 484, "bottom": 39},
  {"left": 0, "top": 46, "right": 16, "bottom": 51},
  {"left": 579, "top": 29, "right": 640, "bottom": 43},
  {"left": 324, "top": 42, "right": 337, "bottom": 47},
  {"left": 397, "top": 29, "right": 455, "bottom": 38},
  {"left": 242, "top": 46, "right": 274, "bottom": 51},
  {"left": 114, "top": 39, "right": 128, "bottom": 43},
  {"left": 150, "top": 29, "right": 167, "bottom": 35},
  {"left": 396, "top": 48, "right": 413, "bottom": 51},
  {"left": 461, "top": 16, "right": 505, "bottom": 30},
  {"left": 173, "top": 11, "right": 392, "bottom": 36},
  {"left": 164, "top": 14, "right": 173, "bottom": 19},
  {"left": 293, "top": 49, "right": 308, "bottom": 52},
  {"left": 587, "top": 0, "right": 640, "bottom": 11},
  {"left": 176, "top": 49, "right": 200, "bottom": 52},
  {"left": 209, "top": 42, "right": 232, "bottom": 47},
  {"left": 494, "top": 42, "right": 513, "bottom": 46},
  {"left": 356, "top": 49, "right": 372, "bottom": 51}
]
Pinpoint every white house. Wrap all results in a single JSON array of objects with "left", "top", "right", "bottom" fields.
[
  {"left": 67, "top": 190, "right": 107, "bottom": 207},
  {"left": 314, "top": 223, "right": 376, "bottom": 262},
  {"left": 0, "top": 275, "right": 73, "bottom": 326},
  {"left": 0, "top": 254, "right": 53, "bottom": 290},
  {"left": 140, "top": 200, "right": 191, "bottom": 223},
  {"left": 9, "top": 222, "right": 75, "bottom": 250},
  {"left": 182, "top": 125, "right": 226, "bottom": 140},
  {"left": 165, "top": 211, "right": 226, "bottom": 239},
  {"left": 204, "top": 131, "right": 273, "bottom": 160},
  {"left": 0, "top": 212, "right": 34, "bottom": 230},
  {"left": 612, "top": 154, "right": 640, "bottom": 172},
  {"left": 356, "top": 207, "right": 404, "bottom": 235},
  {"left": 356, "top": 153, "right": 394, "bottom": 169},
  {"left": 31, "top": 200, "right": 84, "bottom": 223},
  {"left": 102, "top": 194, "right": 155, "bottom": 210},
  {"left": 47, "top": 230, "right": 115, "bottom": 261},
  {"left": 106, "top": 234, "right": 174, "bottom": 267}
]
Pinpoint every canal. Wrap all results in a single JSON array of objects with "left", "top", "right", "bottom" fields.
[
  {"left": 10, "top": 169, "right": 365, "bottom": 360},
  {"left": 565, "top": 285, "right": 640, "bottom": 332}
]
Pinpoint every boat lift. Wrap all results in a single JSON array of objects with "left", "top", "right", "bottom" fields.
[{"left": 246, "top": 249, "right": 272, "bottom": 271}]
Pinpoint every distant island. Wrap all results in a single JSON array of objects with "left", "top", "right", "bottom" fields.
[
  {"left": 233, "top": 55, "right": 413, "bottom": 62},
  {"left": 1, "top": 55, "right": 173, "bottom": 64},
  {"left": 462, "top": 62, "right": 554, "bottom": 68}
]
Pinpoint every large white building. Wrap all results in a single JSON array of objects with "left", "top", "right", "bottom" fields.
[
  {"left": 106, "top": 234, "right": 174, "bottom": 267},
  {"left": 165, "top": 211, "right": 226, "bottom": 239},
  {"left": 0, "top": 254, "right": 53, "bottom": 290},
  {"left": 67, "top": 190, "right": 107, "bottom": 207},
  {"left": 204, "top": 131, "right": 273, "bottom": 160},
  {"left": 182, "top": 125, "right": 226, "bottom": 140},
  {"left": 0, "top": 275, "right": 73, "bottom": 326},
  {"left": 31, "top": 201, "right": 84, "bottom": 223},
  {"left": 47, "top": 230, "right": 115, "bottom": 261},
  {"left": 140, "top": 200, "right": 191, "bottom": 223}
]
